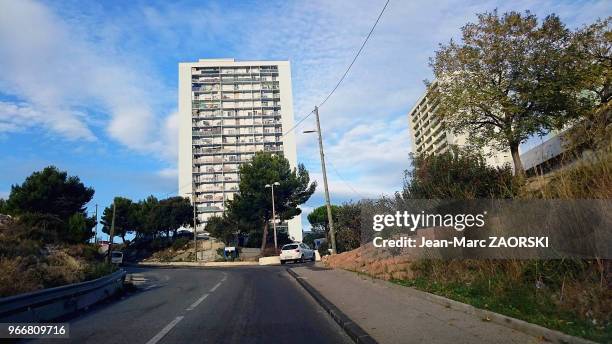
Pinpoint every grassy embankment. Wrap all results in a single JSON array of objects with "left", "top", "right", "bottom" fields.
[
  {"left": 0, "top": 218, "right": 116, "bottom": 297},
  {"left": 392, "top": 152, "right": 612, "bottom": 342}
]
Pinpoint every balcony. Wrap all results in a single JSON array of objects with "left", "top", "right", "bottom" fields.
[{"left": 193, "top": 130, "right": 222, "bottom": 136}]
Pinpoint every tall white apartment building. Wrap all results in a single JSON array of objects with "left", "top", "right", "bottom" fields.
[
  {"left": 178, "top": 58, "right": 302, "bottom": 241},
  {"left": 408, "top": 83, "right": 513, "bottom": 168}
]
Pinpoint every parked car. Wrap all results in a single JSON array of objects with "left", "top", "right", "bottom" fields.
[
  {"left": 196, "top": 232, "right": 210, "bottom": 240},
  {"left": 280, "top": 243, "right": 315, "bottom": 264},
  {"left": 110, "top": 251, "right": 123, "bottom": 265},
  {"left": 176, "top": 230, "right": 194, "bottom": 240}
]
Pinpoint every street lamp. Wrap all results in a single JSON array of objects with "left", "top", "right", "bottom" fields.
[
  {"left": 303, "top": 106, "right": 337, "bottom": 254},
  {"left": 265, "top": 182, "right": 281, "bottom": 251}
]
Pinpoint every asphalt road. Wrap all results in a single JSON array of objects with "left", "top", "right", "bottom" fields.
[{"left": 28, "top": 265, "right": 351, "bottom": 344}]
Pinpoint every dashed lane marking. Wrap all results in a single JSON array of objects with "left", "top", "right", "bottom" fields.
[
  {"left": 186, "top": 293, "right": 209, "bottom": 311},
  {"left": 210, "top": 282, "right": 222, "bottom": 292},
  {"left": 145, "top": 316, "right": 184, "bottom": 344}
]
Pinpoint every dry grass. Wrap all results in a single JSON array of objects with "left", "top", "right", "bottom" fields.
[
  {"left": 0, "top": 218, "right": 112, "bottom": 297},
  {"left": 521, "top": 149, "right": 612, "bottom": 199}
]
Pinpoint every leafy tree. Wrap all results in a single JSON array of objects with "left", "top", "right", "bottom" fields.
[
  {"left": 307, "top": 203, "right": 362, "bottom": 253},
  {"left": 335, "top": 203, "right": 362, "bottom": 253},
  {"left": 205, "top": 215, "right": 237, "bottom": 245},
  {"left": 429, "top": 11, "right": 589, "bottom": 176},
  {"left": 67, "top": 212, "right": 94, "bottom": 244},
  {"left": 565, "top": 17, "right": 612, "bottom": 151},
  {"left": 130, "top": 196, "right": 194, "bottom": 240},
  {"left": 136, "top": 195, "right": 160, "bottom": 239},
  {"left": 101, "top": 197, "right": 139, "bottom": 243},
  {"left": 226, "top": 152, "right": 316, "bottom": 250},
  {"left": 6, "top": 166, "right": 94, "bottom": 220},
  {"left": 4, "top": 166, "right": 95, "bottom": 243},
  {"left": 0, "top": 199, "right": 7, "bottom": 214},
  {"left": 161, "top": 196, "right": 194, "bottom": 238},
  {"left": 307, "top": 205, "right": 339, "bottom": 234},
  {"left": 572, "top": 17, "right": 611, "bottom": 108},
  {"left": 404, "top": 147, "right": 517, "bottom": 199}
]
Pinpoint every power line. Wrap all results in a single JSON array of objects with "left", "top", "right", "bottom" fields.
[
  {"left": 282, "top": 0, "right": 390, "bottom": 137},
  {"left": 282, "top": 110, "right": 314, "bottom": 137},
  {"left": 328, "top": 159, "right": 367, "bottom": 200},
  {"left": 319, "top": 0, "right": 390, "bottom": 108}
]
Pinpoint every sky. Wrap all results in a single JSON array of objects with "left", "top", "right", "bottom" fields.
[{"left": 0, "top": 0, "right": 609, "bottom": 234}]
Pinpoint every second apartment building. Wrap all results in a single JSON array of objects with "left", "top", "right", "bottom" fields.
[
  {"left": 408, "top": 82, "right": 513, "bottom": 168},
  {"left": 178, "top": 58, "right": 302, "bottom": 241}
]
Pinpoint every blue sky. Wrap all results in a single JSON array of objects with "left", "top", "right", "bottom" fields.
[{"left": 0, "top": 0, "right": 609, "bottom": 233}]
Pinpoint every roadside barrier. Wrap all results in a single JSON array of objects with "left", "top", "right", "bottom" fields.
[{"left": 0, "top": 270, "right": 126, "bottom": 322}]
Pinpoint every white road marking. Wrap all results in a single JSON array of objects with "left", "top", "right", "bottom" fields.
[
  {"left": 145, "top": 316, "right": 184, "bottom": 344},
  {"left": 221, "top": 275, "right": 227, "bottom": 282},
  {"left": 143, "top": 284, "right": 158, "bottom": 290},
  {"left": 210, "top": 282, "right": 222, "bottom": 292},
  {"left": 186, "top": 293, "right": 209, "bottom": 311}
]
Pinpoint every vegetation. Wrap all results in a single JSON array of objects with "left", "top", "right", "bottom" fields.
[
  {"left": 101, "top": 197, "right": 139, "bottom": 243},
  {"left": 375, "top": 148, "right": 611, "bottom": 341},
  {"left": 0, "top": 167, "right": 115, "bottom": 297},
  {"left": 226, "top": 152, "right": 316, "bottom": 250},
  {"left": 3, "top": 166, "right": 95, "bottom": 243},
  {"left": 205, "top": 215, "right": 237, "bottom": 245},
  {"left": 565, "top": 17, "right": 611, "bottom": 153},
  {"left": 394, "top": 259, "right": 610, "bottom": 342},
  {"left": 307, "top": 205, "right": 339, "bottom": 233},
  {"left": 429, "top": 11, "right": 605, "bottom": 176},
  {"left": 307, "top": 203, "right": 362, "bottom": 254},
  {"left": 102, "top": 195, "right": 194, "bottom": 243},
  {"left": 404, "top": 147, "right": 517, "bottom": 199},
  {"left": 394, "top": 15, "right": 611, "bottom": 339},
  {"left": 522, "top": 151, "right": 612, "bottom": 199}
]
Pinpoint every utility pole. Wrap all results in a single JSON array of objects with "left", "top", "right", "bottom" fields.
[
  {"left": 192, "top": 181, "right": 198, "bottom": 262},
  {"left": 106, "top": 201, "right": 116, "bottom": 264},
  {"left": 266, "top": 182, "right": 280, "bottom": 250},
  {"left": 313, "top": 106, "right": 336, "bottom": 254},
  {"left": 94, "top": 204, "right": 98, "bottom": 244}
]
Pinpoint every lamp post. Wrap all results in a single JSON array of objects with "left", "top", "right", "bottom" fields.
[
  {"left": 265, "top": 182, "right": 280, "bottom": 250},
  {"left": 304, "top": 106, "right": 336, "bottom": 254},
  {"left": 187, "top": 180, "right": 198, "bottom": 262}
]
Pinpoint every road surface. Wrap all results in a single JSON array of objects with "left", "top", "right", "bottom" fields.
[{"left": 28, "top": 265, "right": 351, "bottom": 344}]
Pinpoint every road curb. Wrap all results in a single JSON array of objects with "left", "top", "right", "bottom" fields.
[
  {"left": 287, "top": 268, "right": 378, "bottom": 344},
  {"left": 352, "top": 271, "right": 598, "bottom": 344}
]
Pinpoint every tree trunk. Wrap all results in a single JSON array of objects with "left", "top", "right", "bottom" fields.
[
  {"left": 260, "top": 221, "right": 269, "bottom": 251},
  {"left": 510, "top": 142, "right": 525, "bottom": 177}
]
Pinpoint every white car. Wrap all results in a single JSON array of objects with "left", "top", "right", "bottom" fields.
[
  {"left": 280, "top": 243, "right": 315, "bottom": 264},
  {"left": 110, "top": 251, "right": 123, "bottom": 265}
]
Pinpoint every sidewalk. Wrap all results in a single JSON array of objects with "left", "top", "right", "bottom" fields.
[{"left": 290, "top": 266, "right": 539, "bottom": 344}]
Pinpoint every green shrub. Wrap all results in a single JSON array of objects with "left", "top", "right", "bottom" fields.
[
  {"left": 150, "top": 238, "right": 170, "bottom": 251},
  {"left": 405, "top": 147, "right": 518, "bottom": 199},
  {"left": 84, "top": 262, "right": 116, "bottom": 280},
  {"left": 172, "top": 237, "right": 189, "bottom": 250}
]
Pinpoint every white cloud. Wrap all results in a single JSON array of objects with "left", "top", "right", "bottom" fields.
[
  {"left": 230, "top": 0, "right": 609, "bottom": 199},
  {"left": 0, "top": 0, "right": 176, "bottom": 158},
  {"left": 157, "top": 167, "right": 178, "bottom": 179},
  {"left": 1, "top": 0, "right": 608, "bottom": 198}
]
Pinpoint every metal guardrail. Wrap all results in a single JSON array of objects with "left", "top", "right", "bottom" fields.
[{"left": 0, "top": 270, "right": 126, "bottom": 323}]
